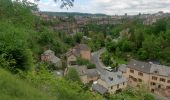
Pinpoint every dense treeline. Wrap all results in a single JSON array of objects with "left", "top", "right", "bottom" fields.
[
  {"left": 84, "top": 18, "right": 170, "bottom": 66},
  {"left": 0, "top": 0, "right": 104, "bottom": 99},
  {"left": 106, "top": 18, "right": 170, "bottom": 66}
]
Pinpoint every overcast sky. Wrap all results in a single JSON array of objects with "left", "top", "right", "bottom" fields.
[{"left": 28, "top": 0, "right": 170, "bottom": 15}]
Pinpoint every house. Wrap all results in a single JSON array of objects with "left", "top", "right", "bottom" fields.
[
  {"left": 67, "top": 44, "right": 91, "bottom": 66},
  {"left": 67, "top": 54, "right": 77, "bottom": 66},
  {"left": 74, "top": 44, "right": 91, "bottom": 60},
  {"left": 66, "top": 66, "right": 99, "bottom": 84},
  {"left": 126, "top": 59, "right": 170, "bottom": 97},
  {"left": 92, "top": 71, "right": 127, "bottom": 94},
  {"left": 41, "top": 50, "right": 62, "bottom": 68}
]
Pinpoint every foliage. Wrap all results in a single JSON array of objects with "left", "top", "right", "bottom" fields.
[
  {"left": 77, "top": 57, "right": 96, "bottom": 69},
  {"left": 26, "top": 63, "right": 104, "bottom": 100},
  {"left": 101, "top": 52, "right": 112, "bottom": 66},
  {"left": 0, "top": 68, "right": 58, "bottom": 100},
  {"left": 105, "top": 18, "right": 170, "bottom": 65},
  {"left": 110, "top": 87, "right": 154, "bottom": 100},
  {"left": 87, "top": 63, "right": 96, "bottom": 69},
  {"left": 65, "top": 68, "right": 81, "bottom": 83}
]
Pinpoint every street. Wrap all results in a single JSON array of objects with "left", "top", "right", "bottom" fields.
[{"left": 92, "top": 48, "right": 108, "bottom": 76}]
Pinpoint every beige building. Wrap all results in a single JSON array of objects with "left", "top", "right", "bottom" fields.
[
  {"left": 92, "top": 71, "right": 127, "bottom": 94},
  {"left": 126, "top": 59, "right": 170, "bottom": 97}
]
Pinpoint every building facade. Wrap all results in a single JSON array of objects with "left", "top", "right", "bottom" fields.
[
  {"left": 126, "top": 59, "right": 170, "bottom": 97},
  {"left": 93, "top": 71, "right": 127, "bottom": 94}
]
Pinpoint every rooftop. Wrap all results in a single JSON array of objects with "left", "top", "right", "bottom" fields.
[
  {"left": 77, "top": 44, "right": 90, "bottom": 51},
  {"left": 86, "top": 69, "right": 99, "bottom": 78},
  {"left": 71, "top": 66, "right": 99, "bottom": 77},
  {"left": 127, "top": 59, "right": 151, "bottom": 74},
  {"left": 43, "top": 49, "right": 54, "bottom": 55},
  {"left": 150, "top": 64, "right": 170, "bottom": 77},
  {"left": 92, "top": 83, "right": 108, "bottom": 95},
  {"left": 100, "top": 71, "right": 127, "bottom": 87},
  {"left": 128, "top": 59, "right": 170, "bottom": 77}
]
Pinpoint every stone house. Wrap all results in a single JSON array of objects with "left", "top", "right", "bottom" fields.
[
  {"left": 73, "top": 44, "right": 91, "bottom": 60},
  {"left": 41, "top": 50, "right": 62, "bottom": 68},
  {"left": 67, "top": 44, "right": 91, "bottom": 66},
  {"left": 126, "top": 59, "right": 170, "bottom": 97},
  {"left": 67, "top": 54, "right": 77, "bottom": 66},
  {"left": 92, "top": 71, "right": 127, "bottom": 94}
]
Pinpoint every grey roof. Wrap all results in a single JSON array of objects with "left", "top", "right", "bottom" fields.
[
  {"left": 78, "top": 44, "right": 90, "bottom": 51},
  {"left": 71, "top": 66, "right": 99, "bottom": 77},
  {"left": 50, "top": 56, "right": 61, "bottom": 64},
  {"left": 86, "top": 69, "right": 99, "bottom": 77},
  {"left": 43, "top": 49, "right": 54, "bottom": 55},
  {"left": 128, "top": 59, "right": 170, "bottom": 77},
  {"left": 127, "top": 59, "right": 151, "bottom": 73},
  {"left": 101, "top": 71, "right": 127, "bottom": 87},
  {"left": 92, "top": 83, "right": 108, "bottom": 94},
  {"left": 118, "top": 64, "right": 127, "bottom": 73},
  {"left": 71, "top": 66, "right": 87, "bottom": 76},
  {"left": 150, "top": 64, "right": 170, "bottom": 77}
]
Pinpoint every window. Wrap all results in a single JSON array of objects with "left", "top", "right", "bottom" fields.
[
  {"left": 150, "top": 82, "right": 156, "bottom": 85},
  {"left": 111, "top": 86, "right": 113, "bottom": 89},
  {"left": 138, "top": 72, "right": 143, "bottom": 76},
  {"left": 117, "top": 84, "right": 119, "bottom": 89},
  {"left": 129, "top": 75, "right": 133, "bottom": 78},
  {"left": 160, "top": 78, "right": 166, "bottom": 82},
  {"left": 167, "top": 80, "right": 170, "bottom": 83},
  {"left": 167, "top": 86, "right": 170, "bottom": 89},
  {"left": 138, "top": 78, "right": 142, "bottom": 82},
  {"left": 130, "top": 69, "right": 134, "bottom": 73},
  {"left": 152, "top": 76, "right": 157, "bottom": 80}
]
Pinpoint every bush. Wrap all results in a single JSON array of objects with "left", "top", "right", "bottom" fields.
[{"left": 87, "top": 63, "right": 96, "bottom": 69}]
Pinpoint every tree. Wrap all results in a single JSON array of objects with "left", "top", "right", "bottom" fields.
[
  {"left": 102, "top": 52, "right": 112, "bottom": 66},
  {"left": 74, "top": 32, "right": 83, "bottom": 43},
  {"left": 142, "top": 35, "right": 160, "bottom": 60},
  {"left": 106, "top": 41, "right": 117, "bottom": 52},
  {"left": 65, "top": 68, "right": 81, "bottom": 83},
  {"left": 121, "top": 40, "right": 134, "bottom": 52},
  {"left": 137, "top": 48, "right": 149, "bottom": 60},
  {"left": 35, "top": 0, "right": 74, "bottom": 8},
  {"left": 135, "top": 30, "right": 144, "bottom": 49},
  {"left": 87, "top": 63, "right": 96, "bottom": 69}
]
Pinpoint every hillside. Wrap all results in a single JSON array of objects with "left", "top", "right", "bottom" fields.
[
  {"left": 0, "top": 0, "right": 104, "bottom": 100},
  {"left": 0, "top": 68, "right": 58, "bottom": 100}
]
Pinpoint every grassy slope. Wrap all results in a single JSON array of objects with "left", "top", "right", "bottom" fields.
[{"left": 0, "top": 68, "right": 57, "bottom": 100}]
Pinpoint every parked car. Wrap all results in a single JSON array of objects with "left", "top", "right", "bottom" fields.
[{"left": 104, "top": 67, "right": 113, "bottom": 72}]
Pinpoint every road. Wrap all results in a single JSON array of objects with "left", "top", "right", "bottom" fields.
[{"left": 91, "top": 48, "right": 107, "bottom": 75}]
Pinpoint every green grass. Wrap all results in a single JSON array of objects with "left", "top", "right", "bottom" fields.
[
  {"left": 0, "top": 68, "right": 57, "bottom": 100},
  {"left": 113, "top": 56, "right": 128, "bottom": 64}
]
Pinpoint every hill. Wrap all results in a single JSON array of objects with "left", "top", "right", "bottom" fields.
[
  {"left": 40, "top": 11, "right": 108, "bottom": 17},
  {"left": 0, "top": 68, "right": 58, "bottom": 100}
]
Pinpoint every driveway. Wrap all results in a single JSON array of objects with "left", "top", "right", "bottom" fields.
[{"left": 91, "top": 48, "right": 108, "bottom": 75}]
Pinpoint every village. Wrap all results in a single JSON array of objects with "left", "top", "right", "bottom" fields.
[
  {"left": 41, "top": 43, "right": 170, "bottom": 99},
  {"left": 38, "top": 11, "right": 170, "bottom": 99}
]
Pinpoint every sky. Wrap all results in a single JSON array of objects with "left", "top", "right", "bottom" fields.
[{"left": 28, "top": 0, "right": 170, "bottom": 15}]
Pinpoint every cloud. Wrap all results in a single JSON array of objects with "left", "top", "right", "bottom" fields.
[{"left": 28, "top": 0, "right": 170, "bottom": 15}]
